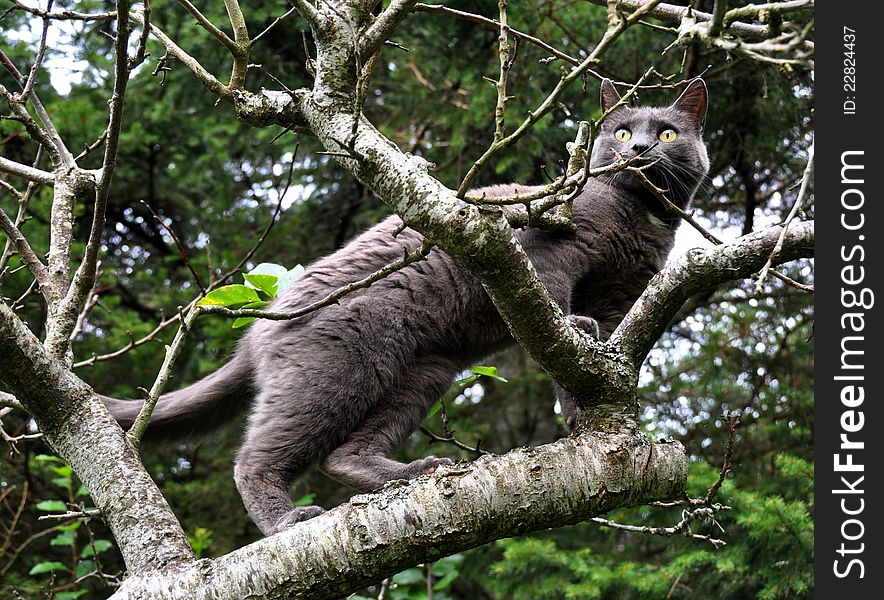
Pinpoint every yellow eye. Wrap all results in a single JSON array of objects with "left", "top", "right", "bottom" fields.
[
  {"left": 659, "top": 129, "right": 678, "bottom": 143},
  {"left": 614, "top": 129, "right": 632, "bottom": 142}
]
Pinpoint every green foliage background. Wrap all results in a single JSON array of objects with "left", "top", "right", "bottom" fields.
[{"left": 1, "top": 1, "right": 813, "bottom": 598}]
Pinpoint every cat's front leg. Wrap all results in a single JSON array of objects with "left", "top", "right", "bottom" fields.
[{"left": 556, "top": 314, "right": 601, "bottom": 432}]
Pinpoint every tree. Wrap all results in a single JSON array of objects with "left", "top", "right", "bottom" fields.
[{"left": 0, "top": 1, "right": 813, "bottom": 598}]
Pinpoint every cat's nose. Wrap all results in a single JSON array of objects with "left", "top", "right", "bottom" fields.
[{"left": 630, "top": 142, "right": 651, "bottom": 155}]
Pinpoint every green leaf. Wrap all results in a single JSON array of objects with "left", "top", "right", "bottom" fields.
[
  {"left": 231, "top": 300, "right": 270, "bottom": 329},
  {"left": 426, "top": 400, "right": 442, "bottom": 419},
  {"left": 51, "top": 477, "right": 72, "bottom": 491},
  {"left": 434, "top": 570, "right": 459, "bottom": 590},
  {"left": 247, "top": 262, "right": 289, "bottom": 279},
  {"left": 392, "top": 567, "right": 425, "bottom": 586},
  {"left": 75, "top": 559, "right": 96, "bottom": 579},
  {"left": 292, "top": 493, "right": 316, "bottom": 507},
  {"left": 80, "top": 539, "right": 113, "bottom": 558},
  {"left": 50, "top": 464, "right": 72, "bottom": 477},
  {"left": 55, "top": 591, "right": 88, "bottom": 600},
  {"left": 33, "top": 454, "right": 65, "bottom": 464},
  {"left": 243, "top": 273, "right": 279, "bottom": 298},
  {"left": 29, "top": 561, "right": 68, "bottom": 575},
  {"left": 74, "top": 484, "right": 90, "bottom": 498},
  {"left": 35, "top": 500, "right": 67, "bottom": 512},
  {"left": 468, "top": 365, "right": 508, "bottom": 383},
  {"left": 197, "top": 284, "right": 261, "bottom": 308},
  {"left": 57, "top": 521, "right": 81, "bottom": 532},
  {"left": 50, "top": 531, "right": 76, "bottom": 547}
]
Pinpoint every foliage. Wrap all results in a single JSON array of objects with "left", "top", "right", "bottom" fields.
[{"left": 486, "top": 456, "right": 814, "bottom": 600}]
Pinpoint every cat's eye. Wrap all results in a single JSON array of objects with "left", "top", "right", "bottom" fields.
[
  {"left": 614, "top": 129, "right": 632, "bottom": 142},
  {"left": 658, "top": 129, "right": 678, "bottom": 143}
]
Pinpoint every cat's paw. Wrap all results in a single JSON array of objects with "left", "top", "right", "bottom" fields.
[
  {"left": 566, "top": 314, "right": 601, "bottom": 339},
  {"left": 272, "top": 505, "right": 325, "bottom": 533},
  {"left": 420, "top": 456, "right": 454, "bottom": 474}
]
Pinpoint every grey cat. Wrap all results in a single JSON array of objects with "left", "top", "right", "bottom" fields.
[{"left": 103, "top": 78, "right": 709, "bottom": 536}]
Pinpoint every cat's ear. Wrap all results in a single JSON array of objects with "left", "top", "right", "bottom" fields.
[
  {"left": 600, "top": 79, "right": 622, "bottom": 113},
  {"left": 671, "top": 78, "right": 708, "bottom": 129}
]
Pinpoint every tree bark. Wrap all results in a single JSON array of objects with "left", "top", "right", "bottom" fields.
[{"left": 110, "top": 433, "right": 686, "bottom": 600}]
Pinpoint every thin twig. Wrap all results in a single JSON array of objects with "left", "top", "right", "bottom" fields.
[
  {"left": 755, "top": 144, "right": 813, "bottom": 292},
  {"left": 704, "top": 412, "right": 740, "bottom": 504},
  {"left": 128, "top": 0, "right": 151, "bottom": 70},
  {"left": 18, "top": 0, "right": 53, "bottom": 104},
  {"left": 141, "top": 201, "right": 207, "bottom": 294},
  {"left": 592, "top": 506, "right": 727, "bottom": 548},
  {"left": 126, "top": 306, "right": 199, "bottom": 448},
  {"left": 6, "top": 0, "right": 116, "bottom": 21},
  {"left": 175, "top": 0, "right": 237, "bottom": 53},
  {"left": 252, "top": 6, "right": 299, "bottom": 45},
  {"left": 420, "top": 426, "right": 487, "bottom": 456}
]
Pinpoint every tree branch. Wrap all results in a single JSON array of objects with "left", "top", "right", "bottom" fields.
[
  {"left": 0, "top": 301, "right": 194, "bottom": 574},
  {"left": 610, "top": 220, "right": 814, "bottom": 366},
  {"left": 360, "top": 0, "right": 417, "bottom": 57},
  {"left": 110, "top": 432, "right": 687, "bottom": 599},
  {"left": 0, "top": 207, "right": 54, "bottom": 301},
  {"left": 0, "top": 156, "right": 55, "bottom": 185}
]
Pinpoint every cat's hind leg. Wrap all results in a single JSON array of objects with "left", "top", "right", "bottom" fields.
[
  {"left": 320, "top": 359, "right": 455, "bottom": 491},
  {"left": 233, "top": 386, "right": 356, "bottom": 535}
]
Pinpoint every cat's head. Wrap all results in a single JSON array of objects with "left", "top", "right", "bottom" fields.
[{"left": 589, "top": 78, "right": 710, "bottom": 209}]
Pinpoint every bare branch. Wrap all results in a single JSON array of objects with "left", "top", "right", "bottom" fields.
[
  {"left": 455, "top": 1, "right": 664, "bottom": 196},
  {"left": 290, "top": 0, "right": 322, "bottom": 29},
  {"left": 0, "top": 155, "right": 55, "bottom": 185},
  {"left": 610, "top": 220, "right": 814, "bottom": 365},
  {"left": 130, "top": 6, "right": 233, "bottom": 102},
  {"left": 0, "top": 407, "right": 44, "bottom": 449},
  {"left": 492, "top": 1, "right": 512, "bottom": 144},
  {"left": 141, "top": 201, "right": 207, "bottom": 294},
  {"left": 413, "top": 3, "right": 580, "bottom": 66},
  {"left": 0, "top": 207, "right": 54, "bottom": 300},
  {"left": 18, "top": 0, "right": 52, "bottom": 104},
  {"left": 584, "top": 0, "right": 812, "bottom": 41},
  {"left": 7, "top": 0, "right": 116, "bottom": 21},
  {"left": 129, "top": 0, "right": 151, "bottom": 70},
  {"left": 0, "top": 392, "right": 24, "bottom": 411},
  {"left": 126, "top": 306, "right": 199, "bottom": 448},
  {"left": 176, "top": 0, "right": 238, "bottom": 53},
  {"left": 592, "top": 505, "right": 727, "bottom": 548},
  {"left": 45, "top": 1, "right": 135, "bottom": 359},
  {"left": 0, "top": 50, "right": 76, "bottom": 167},
  {"left": 252, "top": 6, "right": 300, "bottom": 45},
  {"left": 755, "top": 146, "right": 814, "bottom": 291},
  {"left": 360, "top": 0, "right": 418, "bottom": 57}
]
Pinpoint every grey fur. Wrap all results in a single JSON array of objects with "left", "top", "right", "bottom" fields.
[{"left": 103, "top": 79, "right": 710, "bottom": 535}]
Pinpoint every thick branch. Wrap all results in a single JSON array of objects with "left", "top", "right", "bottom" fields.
[
  {"left": 111, "top": 433, "right": 687, "bottom": 599},
  {"left": 610, "top": 220, "right": 814, "bottom": 365},
  {"left": 0, "top": 156, "right": 55, "bottom": 185},
  {"left": 45, "top": 3, "right": 133, "bottom": 359},
  {"left": 361, "top": 0, "right": 418, "bottom": 57},
  {"left": 0, "top": 301, "right": 193, "bottom": 574}
]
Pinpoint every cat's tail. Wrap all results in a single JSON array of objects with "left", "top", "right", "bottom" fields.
[{"left": 100, "top": 349, "right": 254, "bottom": 441}]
